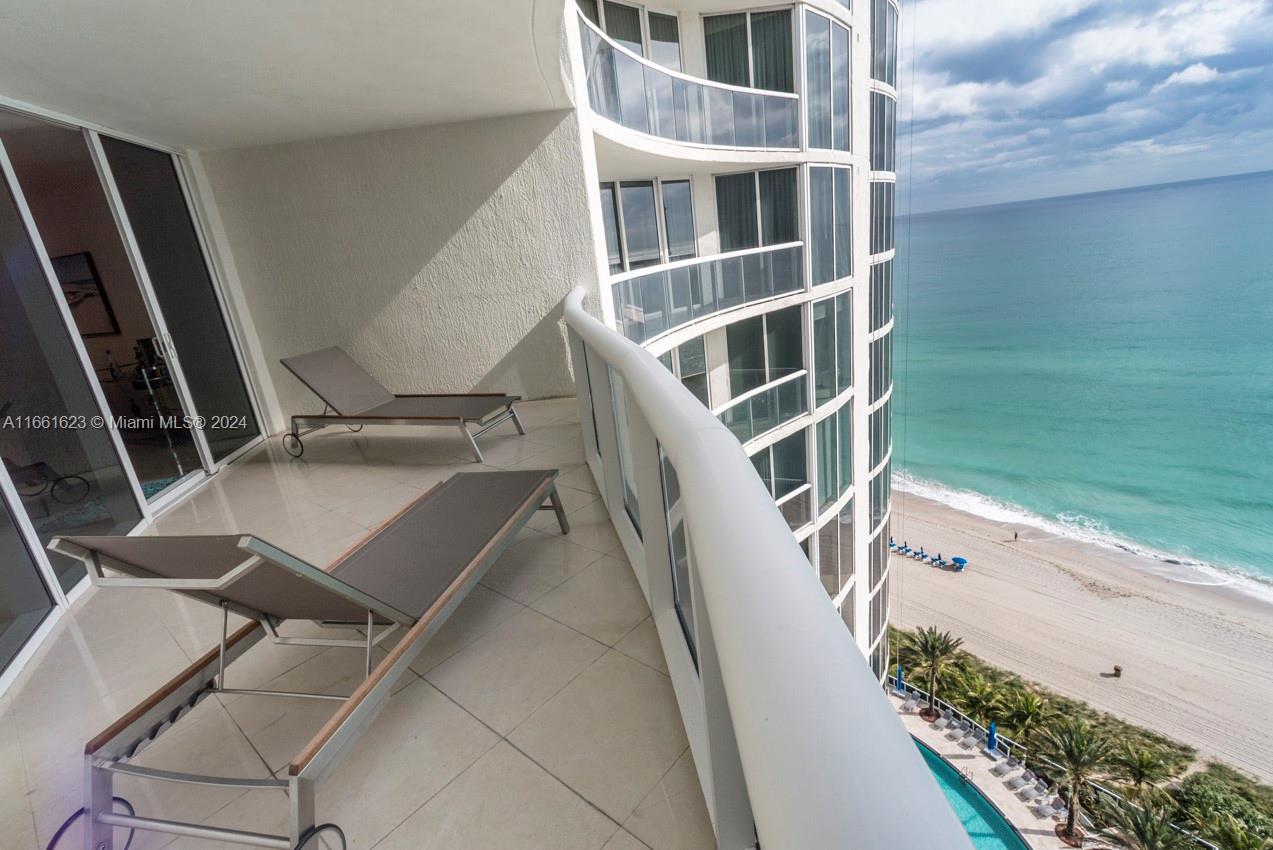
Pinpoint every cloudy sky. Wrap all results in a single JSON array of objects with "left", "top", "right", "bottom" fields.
[{"left": 898, "top": 0, "right": 1273, "bottom": 212}]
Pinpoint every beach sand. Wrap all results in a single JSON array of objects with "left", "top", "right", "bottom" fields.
[{"left": 887, "top": 490, "right": 1273, "bottom": 783}]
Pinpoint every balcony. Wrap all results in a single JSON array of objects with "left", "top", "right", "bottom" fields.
[
  {"left": 612, "top": 242, "right": 803, "bottom": 345},
  {"left": 579, "top": 14, "right": 799, "bottom": 150},
  {"left": 1, "top": 302, "right": 968, "bottom": 850}
]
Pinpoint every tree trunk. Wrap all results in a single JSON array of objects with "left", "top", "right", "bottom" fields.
[
  {"left": 1065, "top": 782, "right": 1080, "bottom": 837},
  {"left": 928, "top": 672, "right": 937, "bottom": 712}
]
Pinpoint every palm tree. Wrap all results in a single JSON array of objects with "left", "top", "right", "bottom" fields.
[
  {"left": 953, "top": 671, "right": 1002, "bottom": 727},
  {"left": 899, "top": 627, "right": 963, "bottom": 719},
  {"left": 1111, "top": 744, "right": 1173, "bottom": 791},
  {"left": 1001, "top": 688, "right": 1053, "bottom": 746},
  {"left": 1095, "top": 797, "right": 1195, "bottom": 850},
  {"left": 1200, "top": 814, "right": 1273, "bottom": 850},
  {"left": 1038, "top": 718, "right": 1112, "bottom": 840}
]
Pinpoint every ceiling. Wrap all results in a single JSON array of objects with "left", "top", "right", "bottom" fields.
[{"left": 0, "top": 0, "right": 573, "bottom": 152}]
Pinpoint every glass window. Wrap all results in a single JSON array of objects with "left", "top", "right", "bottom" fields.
[
  {"left": 841, "top": 587, "right": 856, "bottom": 636},
  {"left": 0, "top": 165, "right": 143, "bottom": 591},
  {"left": 703, "top": 13, "right": 750, "bottom": 87},
  {"left": 661, "top": 451, "right": 696, "bottom": 665},
  {"left": 819, "top": 518, "right": 838, "bottom": 596},
  {"left": 705, "top": 11, "right": 794, "bottom": 93},
  {"left": 751, "top": 446, "right": 773, "bottom": 491},
  {"left": 838, "top": 497, "right": 855, "bottom": 587},
  {"left": 805, "top": 12, "right": 831, "bottom": 149},
  {"left": 765, "top": 305, "right": 802, "bottom": 379},
  {"left": 772, "top": 428, "right": 807, "bottom": 499},
  {"left": 577, "top": 0, "right": 600, "bottom": 25},
  {"left": 817, "top": 414, "right": 838, "bottom": 511},
  {"left": 609, "top": 369, "right": 641, "bottom": 535},
  {"left": 838, "top": 404, "right": 852, "bottom": 492},
  {"left": 870, "top": 330, "right": 892, "bottom": 403},
  {"left": 600, "top": 183, "right": 623, "bottom": 273},
  {"left": 810, "top": 166, "right": 851, "bottom": 284},
  {"left": 813, "top": 299, "right": 835, "bottom": 405},
  {"left": 870, "top": 398, "right": 891, "bottom": 469},
  {"left": 677, "top": 336, "right": 709, "bottom": 406},
  {"left": 603, "top": 1, "right": 643, "bottom": 53},
  {"left": 619, "top": 181, "right": 661, "bottom": 269},
  {"left": 872, "top": 0, "right": 899, "bottom": 87},
  {"left": 715, "top": 172, "right": 758, "bottom": 251},
  {"left": 835, "top": 292, "right": 852, "bottom": 394},
  {"left": 751, "top": 10, "right": 794, "bottom": 93},
  {"left": 870, "top": 460, "right": 891, "bottom": 529},
  {"left": 661, "top": 180, "right": 695, "bottom": 262},
  {"left": 871, "top": 92, "right": 897, "bottom": 172},
  {"left": 0, "top": 493, "right": 56, "bottom": 675},
  {"left": 870, "top": 260, "right": 892, "bottom": 332},
  {"left": 101, "top": 137, "right": 261, "bottom": 463},
  {"left": 758, "top": 168, "right": 798, "bottom": 245},
  {"left": 832, "top": 22, "right": 851, "bottom": 151},
  {"left": 871, "top": 520, "right": 890, "bottom": 587},
  {"left": 870, "top": 180, "right": 895, "bottom": 254},
  {"left": 726, "top": 316, "right": 765, "bottom": 396},
  {"left": 648, "top": 12, "right": 681, "bottom": 71}
]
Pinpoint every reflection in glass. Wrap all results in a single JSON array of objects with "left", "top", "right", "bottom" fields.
[
  {"left": 603, "top": 0, "right": 643, "bottom": 53},
  {"left": 715, "top": 173, "right": 758, "bottom": 251},
  {"left": 609, "top": 369, "right": 641, "bottom": 535},
  {"left": 0, "top": 494, "right": 54, "bottom": 675},
  {"left": 0, "top": 163, "right": 142, "bottom": 590},
  {"left": 661, "top": 180, "right": 696, "bottom": 262},
  {"left": 703, "top": 13, "right": 749, "bottom": 86},
  {"left": 102, "top": 137, "right": 261, "bottom": 463},
  {"left": 600, "top": 184, "right": 623, "bottom": 273},
  {"left": 619, "top": 181, "right": 661, "bottom": 269},
  {"left": 805, "top": 12, "right": 831, "bottom": 149},
  {"left": 726, "top": 316, "right": 765, "bottom": 396},
  {"left": 660, "top": 451, "right": 696, "bottom": 665},
  {"left": 648, "top": 12, "right": 681, "bottom": 71}
]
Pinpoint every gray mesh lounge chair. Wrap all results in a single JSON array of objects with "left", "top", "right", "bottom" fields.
[
  {"left": 48, "top": 469, "right": 568, "bottom": 850},
  {"left": 280, "top": 346, "right": 524, "bottom": 462}
]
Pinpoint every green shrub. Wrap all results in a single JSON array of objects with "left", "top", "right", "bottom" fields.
[{"left": 1174, "top": 766, "right": 1272, "bottom": 838}]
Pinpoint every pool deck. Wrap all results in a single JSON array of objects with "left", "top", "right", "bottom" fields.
[{"left": 889, "top": 693, "right": 1071, "bottom": 850}]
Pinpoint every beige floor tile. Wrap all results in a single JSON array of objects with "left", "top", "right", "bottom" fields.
[
  {"left": 510, "top": 651, "right": 688, "bottom": 823},
  {"left": 532, "top": 556, "right": 650, "bottom": 646},
  {"left": 558, "top": 499, "right": 625, "bottom": 556},
  {"left": 603, "top": 828, "right": 653, "bottom": 850},
  {"left": 373, "top": 584, "right": 525, "bottom": 675},
  {"left": 523, "top": 421, "right": 587, "bottom": 451},
  {"left": 623, "top": 750, "right": 716, "bottom": 850},
  {"left": 614, "top": 617, "right": 667, "bottom": 675},
  {"left": 373, "top": 741, "right": 616, "bottom": 850},
  {"left": 317, "top": 678, "right": 498, "bottom": 849},
  {"left": 508, "top": 444, "right": 586, "bottom": 472},
  {"left": 425, "top": 608, "right": 606, "bottom": 735},
  {"left": 558, "top": 464, "right": 601, "bottom": 495},
  {"left": 162, "top": 789, "right": 290, "bottom": 850},
  {"left": 481, "top": 528, "right": 605, "bottom": 604},
  {"left": 0, "top": 696, "right": 37, "bottom": 850}
]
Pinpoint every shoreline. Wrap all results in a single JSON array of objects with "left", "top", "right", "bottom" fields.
[{"left": 887, "top": 488, "right": 1273, "bottom": 783}]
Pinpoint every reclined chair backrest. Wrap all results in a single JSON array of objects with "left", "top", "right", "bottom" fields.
[{"left": 280, "top": 346, "right": 395, "bottom": 415}]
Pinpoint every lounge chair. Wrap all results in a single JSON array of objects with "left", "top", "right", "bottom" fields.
[
  {"left": 1034, "top": 798, "right": 1056, "bottom": 818},
  {"left": 48, "top": 469, "right": 568, "bottom": 850},
  {"left": 991, "top": 756, "right": 1020, "bottom": 777},
  {"left": 946, "top": 720, "right": 970, "bottom": 740},
  {"left": 933, "top": 711, "right": 952, "bottom": 730},
  {"left": 1021, "top": 781, "right": 1051, "bottom": 802},
  {"left": 1007, "top": 769, "right": 1035, "bottom": 790},
  {"left": 280, "top": 346, "right": 524, "bottom": 462},
  {"left": 901, "top": 694, "right": 919, "bottom": 713}
]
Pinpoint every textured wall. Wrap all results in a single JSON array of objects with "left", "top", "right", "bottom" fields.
[{"left": 198, "top": 109, "right": 598, "bottom": 427}]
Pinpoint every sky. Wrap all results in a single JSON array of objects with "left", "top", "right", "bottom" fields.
[{"left": 898, "top": 0, "right": 1273, "bottom": 213}]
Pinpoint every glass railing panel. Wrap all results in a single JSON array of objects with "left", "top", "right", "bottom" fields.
[
  {"left": 717, "top": 372, "right": 808, "bottom": 444},
  {"left": 611, "top": 243, "right": 803, "bottom": 345},
  {"left": 778, "top": 487, "right": 813, "bottom": 530},
  {"left": 580, "top": 14, "right": 798, "bottom": 150}
]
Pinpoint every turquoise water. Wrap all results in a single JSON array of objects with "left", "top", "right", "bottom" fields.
[
  {"left": 918, "top": 742, "right": 1031, "bottom": 850},
  {"left": 894, "top": 171, "right": 1273, "bottom": 597}
]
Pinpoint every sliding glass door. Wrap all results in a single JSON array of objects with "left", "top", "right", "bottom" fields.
[
  {"left": 97, "top": 137, "right": 260, "bottom": 464},
  {"left": 0, "top": 144, "right": 144, "bottom": 590}
]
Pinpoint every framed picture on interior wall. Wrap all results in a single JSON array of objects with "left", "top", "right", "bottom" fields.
[{"left": 52, "top": 252, "right": 120, "bottom": 336}]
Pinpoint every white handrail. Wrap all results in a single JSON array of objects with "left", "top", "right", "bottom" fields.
[
  {"left": 610, "top": 241, "right": 803, "bottom": 284},
  {"left": 578, "top": 12, "right": 799, "bottom": 100},
  {"left": 564, "top": 287, "right": 973, "bottom": 849}
]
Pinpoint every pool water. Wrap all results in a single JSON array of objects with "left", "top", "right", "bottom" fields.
[{"left": 917, "top": 742, "right": 1031, "bottom": 850}]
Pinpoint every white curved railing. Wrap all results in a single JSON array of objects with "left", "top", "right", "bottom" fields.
[
  {"left": 612, "top": 242, "right": 803, "bottom": 345},
  {"left": 578, "top": 14, "right": 799, "bottom": 150},
  {"left": 564, "top": 287, "right": 973, "bottom": 849}
]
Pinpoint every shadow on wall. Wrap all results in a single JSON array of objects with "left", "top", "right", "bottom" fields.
[{"left": 199, "top": 109, "right": 597, "bottom": 425}]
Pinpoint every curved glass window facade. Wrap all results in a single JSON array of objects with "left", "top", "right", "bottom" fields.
[
  {"left": 870, "top": 181, "right": 895, "bottom": 254},
  {"left": 869, "top": 330, "right": 893, "bottom": 404},
  {"left": 870, "top": 92, "right": 896, "bottom": 171},
  {"left": 869, "top": 259, "right": 893, "bottom": 332},
  {"left": 870, "top": 398, "right": 891, "bottom": 470},
  {"left": 871, "top": 0, "right": 899, "bottom": 87}
]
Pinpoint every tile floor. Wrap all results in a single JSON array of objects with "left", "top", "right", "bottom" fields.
[{"left": 1, "top": 398, "right": 715, "bottom": 850}]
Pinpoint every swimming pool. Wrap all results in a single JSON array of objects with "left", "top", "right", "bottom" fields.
[{"left": 917, "top": 741, "right": 1032, "bottom": 850}]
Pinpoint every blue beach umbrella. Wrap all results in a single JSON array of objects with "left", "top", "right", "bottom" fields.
[
  {"left": 987, "top": 722, "right": 998, "bottom": 754},
  {"left": 896, "top": 663, "right": 905, "bottom": 693},
  {"left": 952, "top": 556, "right": 968, "bottom": 566}
]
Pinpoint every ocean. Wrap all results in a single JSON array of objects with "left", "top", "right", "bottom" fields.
[{"left": 892, "top": 170, "right": 1273, "bottom": 598}]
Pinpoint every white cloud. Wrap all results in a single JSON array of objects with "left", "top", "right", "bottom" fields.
[
  {"left": 1153, "top": 62, "right": 1220, "bottom": 91},
  {"left": 907, "top": 0, "right": 1101, "bottom": 54}
]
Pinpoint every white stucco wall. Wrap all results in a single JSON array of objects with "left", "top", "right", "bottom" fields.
[{"left": 195, "top": 109, "right": 599, "bottom": 431}]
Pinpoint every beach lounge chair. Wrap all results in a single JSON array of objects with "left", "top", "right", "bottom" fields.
[
  {"left": 901, "top": 694, "right": 919, "bottom": 713},
  {"left": 1007, "top": 769, "right": 1035, "bottom": 790},
  {"left": 280, "top": 346, "right": 523, "bottom": 461},
  {"left": 1021, "top": 781, "right": 1051, "bottom": 803},
  {"left": 1033, "top": 798, "right": 1056, "bottom": 818},
  {"left": 933, "top": 711, "right": 952, "bottom": 730},
  {"left": 946, "top": 719, "right": 970, "bottom": 740},
  {"left": 47, "top": 469, "right": 568, "bottom": 850},
  {"left": 991, "top": 756, "right": 1020, "bottom": 777}
]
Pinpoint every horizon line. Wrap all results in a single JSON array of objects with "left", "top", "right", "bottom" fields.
[{"left": 905, "top": 167, "right": 1273, "bottom": 218}]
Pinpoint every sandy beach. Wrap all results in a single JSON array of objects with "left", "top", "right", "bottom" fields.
[{"left": 887, "top": 489, "right": 1273, "bottom": 783}]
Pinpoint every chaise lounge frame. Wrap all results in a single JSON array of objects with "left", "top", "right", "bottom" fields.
[
  {"left": 280, "top": 346, "right": 524, "bottom": 463},
  {"left": 49, "top": 470, "right": 569, "bottom": 850}
]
